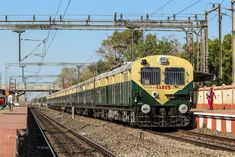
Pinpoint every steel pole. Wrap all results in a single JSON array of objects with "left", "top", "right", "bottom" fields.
[
  {"left": 232, "top": 1, "right": 235, "bottom": 83},
  {"left": 19, "top": 33, "right": 21, "bottom": 62},
  {"left": 218, "top": 4, "right": 223, "bottom": 83}
]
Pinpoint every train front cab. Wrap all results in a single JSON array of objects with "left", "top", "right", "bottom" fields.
[{"left": 131, "top": 55, "right": 194, "bottom": 127}]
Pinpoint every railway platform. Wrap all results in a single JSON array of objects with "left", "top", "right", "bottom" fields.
[
  {"left": 192, "top": 109, "right": 235, "bottom": 134},
  {"left": 0, "top": 105, "right": 27, "bottom": 157}
]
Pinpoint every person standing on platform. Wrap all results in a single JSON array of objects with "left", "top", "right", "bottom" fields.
[
  {"left": 206, "top": 87, "right": 216, "bottom": 110},
  {"left": 7, "top": 93, "right": 13, "bottom": 111}
]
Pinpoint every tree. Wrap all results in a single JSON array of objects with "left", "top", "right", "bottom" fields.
[
  {"left": 55, "top": 67, "right": 78, "bottom": 88},
  {"left": 97, "top": 30, "right": 144, "bottom": 67},
  {"left": 79, "top": 60, "right": 111, "bottom": 82},
  {"left": 77, "top": 30, "right": 182, "bottom": 82},
  {"left": 221, "top": 34, "right": 232, "bottom": 84},
  {"left": 206, "top": 34, "right": 232, "bottom": 85},
  {"left": 97, "top": 30, "right": 181, "bottom": 65}
]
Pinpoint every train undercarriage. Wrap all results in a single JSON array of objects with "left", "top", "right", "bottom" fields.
[{"left": 48, "top": 103, "right": 191, "bottom": 127}]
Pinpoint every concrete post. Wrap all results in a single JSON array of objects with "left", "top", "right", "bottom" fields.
[{"left": 72, "top": 107, "right": 75, "bottom": 119}]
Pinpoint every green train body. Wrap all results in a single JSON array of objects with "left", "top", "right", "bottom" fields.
[{"left": 47, "top": 55, "right": 193, "bottom": 127}]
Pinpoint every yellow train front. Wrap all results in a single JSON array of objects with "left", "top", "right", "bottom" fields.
[{"left": 47, "top": 55, "right": 193, "bottom": 127}]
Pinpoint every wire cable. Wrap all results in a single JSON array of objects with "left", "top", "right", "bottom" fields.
[
  {"left": 21, "top": 39, "right": 46, "bottom": 61},
  {"left": 150, "top": 0, "right": 173, "bottom": 16},
  {"left": 175, "top": 0, "right": 201, "bottom": 15},
  {"left": 46, "top": 0, "right": 63, "bottom": 42},
  {"left": 45, "top": 0, "right": 72, "bottom": 55}
]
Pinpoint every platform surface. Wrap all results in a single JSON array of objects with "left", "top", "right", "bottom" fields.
[
  {"left": 192, "top": 109, "right": 235, "bottom": 114},
  {"left": 0, "top": 128, "right": 17, "bottom": 157},
  {"left": 0, "top": 106, "right": 27, "bottom": 129}
]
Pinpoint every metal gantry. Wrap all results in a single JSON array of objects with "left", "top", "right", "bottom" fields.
[
  {"left": 9, "top": 74, "right": 59, "bottom": 79},
  {"left": 3, "top": 14, "right": 209, "bottom": 91},
  {"left": 1, "top": 14, "right": 208, "bottom": 70},
  {"left": 5, "top": 62, "right": 89, "bottom": 93}
]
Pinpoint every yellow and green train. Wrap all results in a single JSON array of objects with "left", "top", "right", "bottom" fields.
[{"left": 47, "top": 55, "right": 194, "bottom": 127}]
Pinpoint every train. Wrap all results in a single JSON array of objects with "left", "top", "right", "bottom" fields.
[
  {"left": 47, "top": 55, "right": 194, "bottom": 127},
  {"left": 0, "top": 93, "right": 6, "bottom": 109}
]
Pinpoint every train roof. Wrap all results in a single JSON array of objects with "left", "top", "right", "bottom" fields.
[{"left": 81, "top": 62, "right": 133, "bottom": 85}]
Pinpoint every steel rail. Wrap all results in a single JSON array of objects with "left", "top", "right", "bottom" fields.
[
  {"left": 30, "top": 108, "right": 57, "bottom": 157},
  {"left": 146, "top": 130, "right": 235, "bottom": 152},
  {"left": 178, "top": 129, "right": 235, "bottom": 144},
  {"left": 34, "top": 108, "right": 118, "bottom": 157}
]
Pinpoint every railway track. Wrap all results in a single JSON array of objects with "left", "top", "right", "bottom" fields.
[
  {"left": 31, "top": 108, "right": 57, "bottom": 157},
  {"left": 146, "top": 129, "right": 235, "bottom": 152},
  {"left": 31, "top": 107, "right": 117, "bottom": 157}
]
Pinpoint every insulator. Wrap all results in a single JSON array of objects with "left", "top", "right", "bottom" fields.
[
  {"left": 88, "top": 15, "right": 90, "bottom": 22},
  {"left": 146, "top": 14, "right": 149, "bottom": 20},
  {"left": 114, "top": 12, "right": 117, "bottom": 22},
  {"left": 120, "top": 14, "right": 123, "bottom": 19},
  {"left": 60, "top": 15, "right": 62, "bottom": 22}
]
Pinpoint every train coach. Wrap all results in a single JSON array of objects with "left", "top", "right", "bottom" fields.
[{"left": 47, "top": 55, "right": 194, "bottom": 127}]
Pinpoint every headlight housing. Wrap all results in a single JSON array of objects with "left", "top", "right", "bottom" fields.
[
  {"left": 141, "top": 104, "right": 151, "bottom": 114},
  {"left": 178, "top": 104, "right": 188, "bottom": 114}
]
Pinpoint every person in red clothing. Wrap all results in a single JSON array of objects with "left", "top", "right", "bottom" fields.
[
  {"left": 206, "top": 87, "right": 216, "bottom": 110},
  {"left": 0, "top": 94, "right": 6, "bottom": 110}
]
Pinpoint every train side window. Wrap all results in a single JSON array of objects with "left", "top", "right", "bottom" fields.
[
  {"left": 165, "top": 68, "right": 185, "bottom": 85},
  {"left": 141, "top": 67, "right": 160, "bottom": 85}
]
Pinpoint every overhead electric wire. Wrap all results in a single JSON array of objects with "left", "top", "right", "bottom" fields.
[
  {"left": 150, "top": 0, "right": 173, "bottom": 16},
  {"left": 175, "top": 0, "right": 202, "bottom": 15},
  {"left": 21, "top": 39, "right": 46, "bottom": 61},
  {"left": 36, "top": 0, "right": 73, "bottom": 76},
  {"left": 45, "top": 0, "right": 72, "bottom": 54},
  {"left": 46, "top": 0, "right": 63, "bottom": 41},
  {"left": 208, "top": 14, "right": 217, "bottom": 21}
]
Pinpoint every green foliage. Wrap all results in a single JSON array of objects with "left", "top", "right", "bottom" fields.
[
  {"left": 55, "top": 67, "right": 78, "bottom": 88},
  {"left": 97, "top": 30, "right": 181, "bottom": 65},
  {"left": 33, "top": 96, "right": 47, "bottom": 103},
  {"left": 79, "top": 30, "right": 181, "bottom": 81},
  {"left": 56, "top": 30, "right": 233, "bottom": 86},
  {"left": 208, "top": 34, "right": 232, "bottom": 85},
  {"left": 180, "top": 33, "right": 232, "bottom": 85}
]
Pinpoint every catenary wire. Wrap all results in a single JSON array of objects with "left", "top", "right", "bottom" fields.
[
  {"left": 175, "top": 0, "right": 202, "bottom": 15},
  {"left": 150, "top": 0, "right": 173, "bottom": 16}
]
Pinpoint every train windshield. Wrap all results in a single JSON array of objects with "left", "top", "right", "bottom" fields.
[
  {"left": 165, "top": 68, "right": 185, "bottom": 85},
  {"left": 141, "top": 67, "right": 160, "bottom": 85}
]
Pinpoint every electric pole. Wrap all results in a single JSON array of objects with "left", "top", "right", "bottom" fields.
[
  {"left": 232, "top": 0, "right": 235, "bottom": 83},
  {"left": 205, "top": 4, "right": 222, "bottom": 82},
  {"left": 13, "top": 30, "right": 25, "bottom": 104},
  {"left": 218, "top": 4, "right": 222, "bottom": 83}
]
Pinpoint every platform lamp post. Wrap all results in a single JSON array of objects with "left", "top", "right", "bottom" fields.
[{"left": 13, "top": 30, "right": 25, "bottom": 105}]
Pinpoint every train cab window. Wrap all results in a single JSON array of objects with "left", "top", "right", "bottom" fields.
[
  {"left": 165, "top": 68, "right": 185, "bottom": 85},
  {"left": 141, "top": 67, "right": 160, "bottom": 85}
]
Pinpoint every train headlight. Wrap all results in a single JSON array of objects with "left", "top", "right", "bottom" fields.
[
  {"left": 158, "top": 56, "right": 169, "bottom": 65},
  {"left": 141, "top": 104, "right": 151, "bottom": 114},
  {"left": 178, "top": 104, "right": 188, "bottom": 114},
  {"left": 152, "top": 91, "right": 159, "bottom": 99}
]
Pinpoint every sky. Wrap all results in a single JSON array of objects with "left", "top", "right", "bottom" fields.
[{"left": 0, "top": 0, "right": 231, "bottom": 99}]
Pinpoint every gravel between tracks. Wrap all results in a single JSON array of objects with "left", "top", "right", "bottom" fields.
[{"left": 39, "top": 108, "right": 235, "bottom": 157}]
